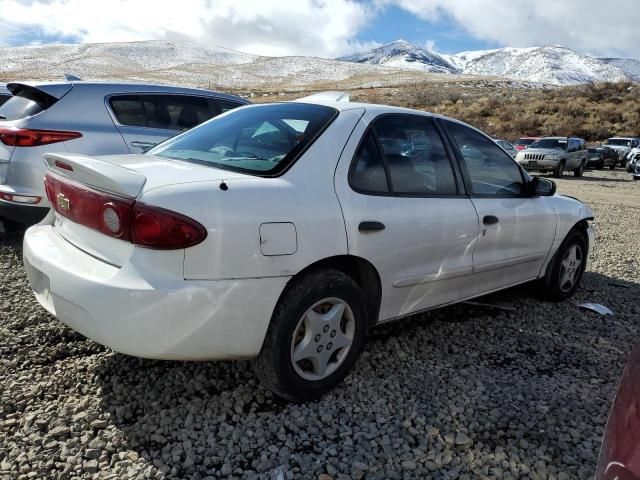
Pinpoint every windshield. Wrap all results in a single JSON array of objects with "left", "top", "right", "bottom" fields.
[
  {"left": 514, "top": 138, "right": 536, "bottom": 146},
  {"left": 529, "top": 138, "right": 567, "bottom": 150},
  {"left": 149, "top": 103, "right": 337, "bottom": 175},
  {"left": 604, "top": 138, "right": 631, "bottom": 147}
]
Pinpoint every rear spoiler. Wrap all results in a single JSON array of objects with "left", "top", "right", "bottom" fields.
[
  {"left": 43, "top": 153, "right": 146, "bottom": 198},
  {"left": 294, "top": 91, "right": 350, "bottom": 103},
  {"left": 7, "top": 82, "right": 72, "bottom": 103}
]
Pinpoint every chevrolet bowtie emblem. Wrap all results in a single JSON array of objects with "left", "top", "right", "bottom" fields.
[{"left": 56, "top": 193, "right": 70, "bottom": 211}]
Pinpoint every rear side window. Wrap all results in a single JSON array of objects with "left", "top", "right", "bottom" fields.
[
  {"left": 350, "top": 114, "right": 457, "bottom": 195},
  {"left": 0, "top": 94, "right": 11, "bottom": 107},
  {"left": 109, "top": 94, "right": 239, "bottom": 131}
]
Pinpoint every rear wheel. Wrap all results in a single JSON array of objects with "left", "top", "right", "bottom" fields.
[
  {"left": 553, "top": 161, "right": 565, "bottom": 178},
  {"left": 573, "top": 160, "right": 586, "bottom": 177},
  {"left": 596, "top": 159, "right": 604, "bottom": 170},
  {"left": 252, "top": 269, "right": 367, "bottom": 401},
  {"left": 540, "top": 229, "right": 587, "bottom": 302}
]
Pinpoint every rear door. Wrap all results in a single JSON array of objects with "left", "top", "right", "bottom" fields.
[
  {"left": 440, "top": 120, "right": 556, "bottom": 297},
  {"left": 108, "top": 94, "right": 243, "bottom": 153},
  {"left": 334, "top": 112, "right": 479, "bottom": 321}
]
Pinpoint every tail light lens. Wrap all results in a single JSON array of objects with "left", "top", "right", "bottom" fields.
[
  {"left": 44, "top": 173, "right": 207, "bottom": 250},
  {"left": 0, "top": 127, "right": 82, "bottom": 147}
]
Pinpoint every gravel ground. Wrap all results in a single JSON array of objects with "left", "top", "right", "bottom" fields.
[{"left": 1, "top": 169, "right": 638, "bottom": 480}]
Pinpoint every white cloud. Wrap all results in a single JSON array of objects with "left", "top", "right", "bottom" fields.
[
  {"left": 0, "top": 0, "right": 373, "bottom": 57},
  {"left": 385, "top": 0, "right": 640, "bottom": 59}
]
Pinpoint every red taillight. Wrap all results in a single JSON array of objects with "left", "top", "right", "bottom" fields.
[
  {"left": 131, "top": 204, "right": 207, "bottom": 249},
  {"left": 45, "top": 173, "right": 207, "bottom": 250},
  {"left": 0, "top": 127, "right": 82, "bottom": 147}
]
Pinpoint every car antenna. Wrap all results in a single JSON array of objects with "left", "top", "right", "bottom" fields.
[{"left": 219, "top": 180, "right": 228, "bottom": 191}]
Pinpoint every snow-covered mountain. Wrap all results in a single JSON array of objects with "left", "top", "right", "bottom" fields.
[
  {"left": 338, "top": 40, "right": 459, "bottom": 74},
  {"left": 0, "top": 40, "right": 259, "bottom": 80},
  {"left": 343, "top": 41, "right": 640, "bottom": 85}
]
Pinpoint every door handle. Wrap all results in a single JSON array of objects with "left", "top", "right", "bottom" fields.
[
  {"left": 483, "top": 215, "right": 499, "bottom": 225},
  {"left": 130, "top": 141, "right": 157, "bottom": 151},
  {"left": 359, "top": 221, "right": 385, "bottom": 232}
]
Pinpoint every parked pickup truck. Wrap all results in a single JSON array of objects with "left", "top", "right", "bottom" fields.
[{"left": 516, "top": 137, "right": 588, "bottom": 178}]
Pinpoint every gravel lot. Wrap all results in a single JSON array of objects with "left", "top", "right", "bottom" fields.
[{"left": 1, "top": 169, "right": 638, "bottom": 480}]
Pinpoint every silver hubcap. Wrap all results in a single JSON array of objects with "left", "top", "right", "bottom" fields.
[
  {"left": 559, "top": 244, "right": 583, "bottom": 292},
  {"left": 290, "top": 297, "right": 355, "bottom": 381}
]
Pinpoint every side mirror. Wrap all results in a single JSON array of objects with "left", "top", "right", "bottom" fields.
[{"left": 527, "top": 176, "right": 556, "bottom": 196}]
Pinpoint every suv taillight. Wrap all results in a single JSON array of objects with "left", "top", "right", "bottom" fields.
[
  {"left": 44, "top": 173, "right": 207, "bottom": 250},
  {"left": 0, "top": 127, "right": 82, "bottom": 147}
]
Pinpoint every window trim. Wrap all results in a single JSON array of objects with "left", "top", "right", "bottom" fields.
[
  {"left": 348, "top": 113, "right": 466, "bottom": 198},
  {"left": 438, "top": 118, "right": 532, "bottom": 199},
  {"left": 104, "top": 92, "right": 246, "bottom": 131}
]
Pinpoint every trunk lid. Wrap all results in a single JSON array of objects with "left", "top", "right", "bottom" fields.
[{"left": 43, "top": 153, "right": 249, "bottom": 266}]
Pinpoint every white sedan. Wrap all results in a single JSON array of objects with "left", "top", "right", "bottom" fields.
[{"left": 23, "top": 97, "right": 594, "bottom": 401}]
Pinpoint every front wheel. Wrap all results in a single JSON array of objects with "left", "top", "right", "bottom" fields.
[
  {"left": 573, "top": 160, "right": 586, "bottom": 177},
  {"left": 540, "top": 229, "right": 587, "bottom": 302},
  {"left": 252, "top": 269, "right": 367, "bottom": 401},
  {"left": 596, "top": 160, "right": 604, "bottom": 170},
  {"left": 553, "top": 161, "right": 565, "bottom": 178}
]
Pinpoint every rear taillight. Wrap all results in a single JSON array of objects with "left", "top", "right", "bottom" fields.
[
  {"left": 45, "top": 173, "right": 207, "bottom": 250},
  {"left": 131, "top": 204, "right": 207, "bottom": 249},
  {"left": 0, "top": 127, "right": 82, "bottom": 147}
]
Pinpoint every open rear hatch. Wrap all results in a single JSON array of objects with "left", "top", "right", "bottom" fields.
[{"left": 43, "top": 153, "right": 241, "bottom": 267}]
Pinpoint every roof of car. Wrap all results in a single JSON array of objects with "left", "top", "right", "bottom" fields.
[{"left": 12, "top": 81, "right": 247, "bottom": 103}]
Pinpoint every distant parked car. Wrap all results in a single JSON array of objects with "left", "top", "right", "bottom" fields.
[
  {"left": 23, "top": 99, "right": 594, "bottom": 401},
  {"left": 494, "top": 139, "right": 517, "bottom": 158},
  {"left": 513, "top": 137, "right": 540, "bottom": 151},
  {"left": 596, "top": 345, "right": 640, "bottom": 479},
  {"left": 587, "top": 146, "right": 618, "bottom": 170},
  {"left": 516, "top": 137, "right": 588, "bottom": 178},
  {"left": 603, "top": 137, "right": 640, "bottom": 169},
  {"left": 0, "top": 86, "right": 10, "bottom": 107},
  {"left": 0, "top": 81, "right": 248, "bottom": 227}
]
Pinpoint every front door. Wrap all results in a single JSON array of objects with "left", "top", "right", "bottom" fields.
[
  {"left": 440, "top": 120, "right": 557, "bottom": 298},
  {"left": 334, "top": 112, "right": 479, "bottom": 322}
]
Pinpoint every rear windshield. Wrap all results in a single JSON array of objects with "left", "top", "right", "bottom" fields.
[
  {"left": 604, "top": 138, "right": 631, "bottom": 147},
  {"left": 0, "top": 89, "right": 56, "bottom": 121},
  {"left": 529, "top": 138, "right": 567, "bottom": 149},
  {"left": 148, "top": 103, "right": 338, "bottom": 176},
  {"left": 514, "top": 138, "right": 536, "bottom": 146}
]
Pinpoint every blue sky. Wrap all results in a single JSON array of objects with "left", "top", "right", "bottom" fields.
[
  {"left": 356, "top": 5, "right": 497, "bottom": 54},
  {"left": 0, "top": 0, "right": 639, "bottom": 59}
]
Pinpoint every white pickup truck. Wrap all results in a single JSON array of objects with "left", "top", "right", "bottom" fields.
[{"left": 603, "top": 137, "right": 640, "bottom": 169}]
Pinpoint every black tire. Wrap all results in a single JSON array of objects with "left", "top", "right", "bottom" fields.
[
  {"left": 539, "top": 229, "right": 587, "bottom": 302},
  {"left": 596, "top": 160, "right": 604, "bottom": 170},
  {"left": 553, "top": 161, "right": 565, "bottom": 178},
  {"left": 252, "top": 269, "right": 367, "bottom": 402},
  {"left": 573, "top": 160, "right": 586, "bottom": 177},
  {"left": 609, "top": 161, "right": 616, "bottom": 170}
]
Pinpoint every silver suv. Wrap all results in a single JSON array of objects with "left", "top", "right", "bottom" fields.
[
  {"left": 0, "top": 82, "right": 248, "bottom": 226},
  {"left": 516, "top": 137, "right": 588, "bottom": 178}
]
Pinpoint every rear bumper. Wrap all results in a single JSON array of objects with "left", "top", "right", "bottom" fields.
[
  {"left": 23, "top": 225, "right": 289, "bottom": 360},
  {"left": 0, "top": 199, "right": 49, "bottom": 225}
]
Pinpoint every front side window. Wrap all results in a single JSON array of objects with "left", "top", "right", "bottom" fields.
[
  {"left": 148, "top": 103, "right": 337, "bottom": 175},
  {"left": 444, "top": 120, "right": 525, "bottom": 195}
]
